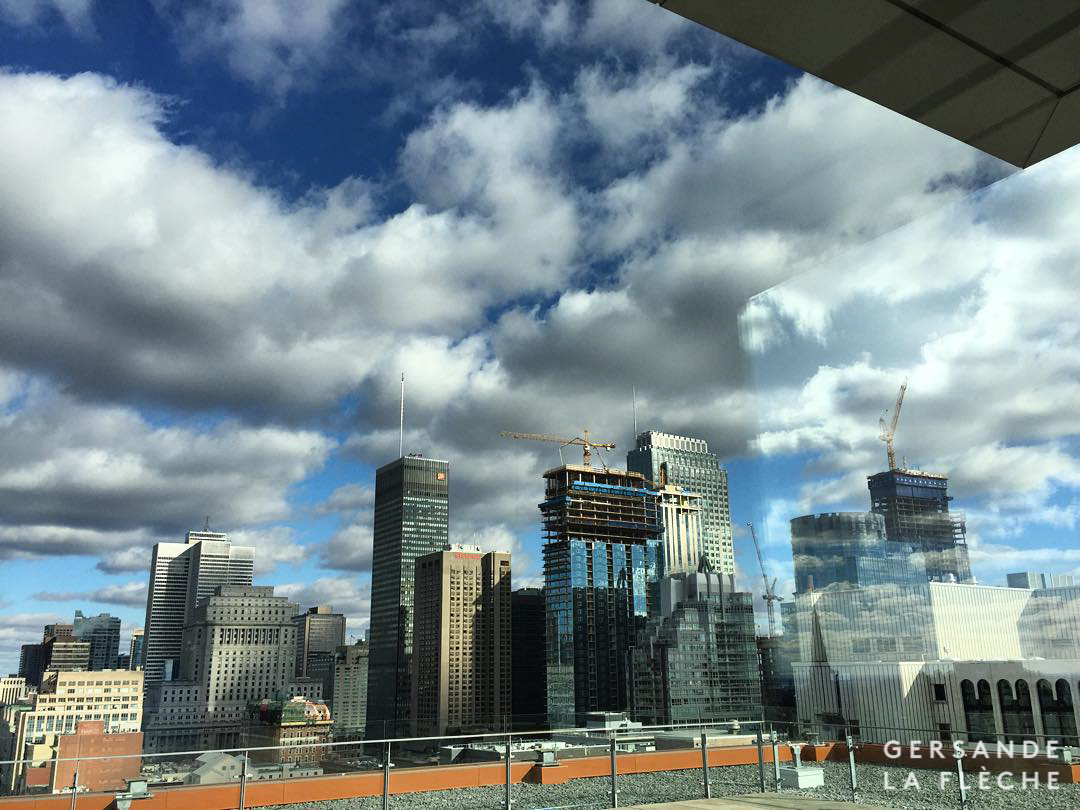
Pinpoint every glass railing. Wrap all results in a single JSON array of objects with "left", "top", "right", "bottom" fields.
[{"left": 1, "top": 719, "right": 1077, "bottom": 808}]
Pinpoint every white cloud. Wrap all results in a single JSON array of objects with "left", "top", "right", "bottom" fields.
[
  {"left": 0, "top": 0, "right": 93, "bottom": 33},
  {"left": 34, "top": 581, "right": 148, "bottom": 607}
]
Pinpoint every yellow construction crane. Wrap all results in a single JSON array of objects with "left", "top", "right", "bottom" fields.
[
  {"left": 879, "top": 380, "right": 908, "bottom": 470},
  {"left": 499, "top": 429, "right": 616, "bottom": 468}
]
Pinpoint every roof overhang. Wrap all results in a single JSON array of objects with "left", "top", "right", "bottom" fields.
[{"left": 649, "top": 0, "right": 1080, "bottom": 167}]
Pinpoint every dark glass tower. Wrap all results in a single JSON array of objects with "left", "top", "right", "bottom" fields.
[
  {"left": 365, "top": 455, "right": 449, "bottom": 739},
  {"left": 511, "top": 587, "right": 547, "bottom": 730},
  {"left": 867, "top": 469, "right": 972, "bottom": 583},
  {"left": 541, "top": 465, "right": 662, "bottom": 728},
  {"left": 72, "top": 611, "right": 121, "bottom": 670}
]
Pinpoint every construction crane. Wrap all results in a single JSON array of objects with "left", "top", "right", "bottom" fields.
[
  {"left": 499, "top": 429, "right": 616, "bottom": 468},
  {"left": 747, "top": 522, "right": 784, "bottom": 638},
  {"left": 879, "top": 380, "right": 908, "bottom": 470}
]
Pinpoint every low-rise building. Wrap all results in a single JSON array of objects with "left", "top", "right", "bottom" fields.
[
  {"left": 0, "top": 678, "right": 28, "bottom": 707},
  {"left": 245, "top": 697, "right": 332, "bottom": 765},
  {"left": 19, "top": 720, "right": 142, "bottom": 794}
]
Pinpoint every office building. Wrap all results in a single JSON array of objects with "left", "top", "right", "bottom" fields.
[
  {"left": 790, "top": 512, "right": 926, "bottom": 593},
  {"left": 0, "top": 669, "right": 143, "bottom": 793},
  {"left": 631, "top": 564, "right": 761, "bottom": 725},
  {"left": 0, "top": 678, "right": 27, "bottom": 708},
  {"left": 791, "top": 581, "right": 1080, "bottom": 743},
  {"left": 366, "top": 455, "right": 449, "bottom": 739},
  {"left": 17, "top": 645, "right": 46, "bottom": 690},
  {"left": 293, "top": 606, "right": 346, "bottom": 705},
  {"left": 41, "top": 638, "right": 90, "bottom": 675},
  {"left": 142, "top": 530, "right": 255, "bottom": 697},
  {"left": 758, "top": 601, "right": 799, "bottom": 723},
  {"left": 18, "top": 624, "right": 91, "bottom": 690},
  {"left": 1007, "top": 571, "right": 1076, "bottom": 589},
  {"left": 868, "top": 469, "right": 972, "bottom": 583},
  {"left": 142, "top": 585, "right": 321, "bottom": 753},
  {"left": 627, "top": 431, "right": 734, "bottom": 574},
  {"left": 72, "top": 611, "right": 121, "bottom": 671},
  {"left": 655, "top": 484, "right": 703, "bottom": 576},
  {"left": 412, "top": 546, "right": 511, "bottom": 737},
  {"left": 42, "top": 624, "right": 72, "bottom": 641},
  {"left": 245, "top": 697, "right": 332, "bottom": 764},
  {"left": 129, "top": 629, "right": 144, "bottom": 670},
  {"left": 542, "top": 464, "right": 663, "bottom": 727},
  {"left": 331, "top": 641, "right": 368, "bottom": 739},
  {"left": 511, "top": 588, "right": 547, "bottom": 730}
]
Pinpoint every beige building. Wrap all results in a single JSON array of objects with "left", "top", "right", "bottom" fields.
[
  {"left": 0, "top": 678, "right": 28, "bottom": 707},
  {"left": 412, "top": 546, "right": 511, "bottom": 737},
  {"left": 0, "top": 669, "right": 143, "bottom": 792},
  {"left": 332, "top": 642, "right": 368, "bottom": 739},
  {"left": 655, "top": 484, "right": 703, "bottom": 575},
  {"left": 143, "top": 585, "right": 321, "bottom": 753}
]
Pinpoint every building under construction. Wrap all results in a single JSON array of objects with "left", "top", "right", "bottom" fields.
[
  {"left": 867, "top": 468, "right": 972, "bottom": 583},
  {"left": 541, "top": 465, "right": 662, "bottom": 728}
]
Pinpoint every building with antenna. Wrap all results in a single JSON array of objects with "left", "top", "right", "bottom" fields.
[
  {"left": 541, "top": 464, "right": 662, "bottom": 727},
  {"left": 365, "top": 455, "right": 449, "bottom": 739},
  {"left": 627, "top": 431, "right": 734, "bottom": 574}
]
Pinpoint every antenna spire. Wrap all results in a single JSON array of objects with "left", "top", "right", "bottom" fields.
[
  {"left": 632, "top": 386, "right": 638, "bottom": 437},
  {"left": 399, "top": 372, "right": 405, "bottom": 459}
]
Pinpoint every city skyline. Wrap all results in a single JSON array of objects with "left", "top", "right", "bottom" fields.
[{"left": 2, "top": 1, "right": 1080, "bottom": 680}]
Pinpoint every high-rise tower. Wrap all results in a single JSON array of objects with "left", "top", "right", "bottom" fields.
[
  {"left": 627, "top": 431, "right": 734, "bottom": 574},
  {"left": 867, "top": 469, "right": 972, "bottom": 583},
  {"left": 542, "top": 464, "right": 662, "bottom": 728},
  {"left": 142, "top": 530, "right": 255, "bottom": 699},
  {"left": 72, "top": 611, "right": 121, "bottom": 670},
  {"left": 365, "top": 455, "right": 449, "bottom": 739}
]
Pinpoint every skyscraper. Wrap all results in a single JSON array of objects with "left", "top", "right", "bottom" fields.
[
  {"left": 332, "top": 641, "right": 369, "bottom": 739},
  {"left": 631, "top": 564, "right": 761, "bottom": 725},
  {"left": 511, "top": 587, "right": 547, "bottom": 730},
  {"left": 790, "top": 512, "right": 926, "bottom": 594},
  {"left": 142, "top": 530, "right": 255, "bottom": 699},
  {"left": 627, "top": 431, "right": 734, "bottom": 574},
  {"left": 72, "top": 611, "right": 121, "bottom": 670},
  {"left": 867, "top": 469, "right": 972, "bottom": 583},
  {"left": 129, "top": 628, "right": 144, "bottom": 670},
  {"left": 542, "top": 464, "right": 662, "bottom": 728},
  {"left": 293, "top": 606, "right": 346, "bottom": 705},
  {"left": 655, "top": 484, "right": 703, "bottom": 575},
  {"left": 365, "top": 455, "right": 449, "bottom": 739},
  {"left": 411, "top": 546, "right": 511, "bottom": 736}
]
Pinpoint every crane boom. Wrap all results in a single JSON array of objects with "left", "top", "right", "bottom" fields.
[
  {"left": 878, "top": 380, "right": 908, "bottom": 470},
  {"left": 500, "top": 429, "right": 616, "bottom": 467}
]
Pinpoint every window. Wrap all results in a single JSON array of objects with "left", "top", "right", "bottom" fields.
[{"left": 933, "top": 683, "right": 947, "bottom": 702}]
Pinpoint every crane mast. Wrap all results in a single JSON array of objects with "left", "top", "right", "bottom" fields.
[
  {"left": 747, "top": 522, "right": 784, "bottom": 638},
  {"left": 879, "top": 380, "right": 908, "bottom": 470}
]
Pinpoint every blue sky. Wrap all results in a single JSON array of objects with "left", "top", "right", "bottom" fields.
[{"left": 1, "top": 0, "right": 1078, "bottom": 674}]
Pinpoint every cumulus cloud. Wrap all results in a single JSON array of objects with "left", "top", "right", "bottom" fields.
[
  {"left": 275, "top": 576, "right": 370, "bottom": 639},
  {"left": 0, "top": 0, "right": 94, "bottom": 34}
]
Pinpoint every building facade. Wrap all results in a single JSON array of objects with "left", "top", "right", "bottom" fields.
[
  {"left": 510, "top": 587, "right": 547, "bottom": 730},
  {"left": 631, "top": 566, "right": 761, "bottom": 725},
  {"left": 412, "top": 546, "right": 511, "bottom": 737},
  {"left": 293, "top": 606, "right": 346, "bottom": 706},
  {"left": 331, "top": 642, "right": 368, "bottom": 739},
  {"left": 366, "top": 455, "right": 449, "bottom": 739},
  {"left": 542, "top": 465, "right": 663, "bottom": 728},
  {"left": 129, "top": 629, "right": 144, "bottom": 671},
  {"left": 868, "top": 469, "right": 972, "bottom": 583},
  {"left": 0, "top": 679, "right": 27, "bottom": 708},
  {"left": 627, "top": 431, "right": 734, "bottom": 574},
  {"left": 142, "top": 530, "right": 255, "bottom": 700},
  {"left": 72, "top": 612, "right": 121, "bottom": 671},
  {"left": 0, "top": 670, "right": 143, "bottom": 793},
  {"left": 655, "top": 485, "right": 703, "bottom": 576},
  {"left": 1007, "top": 571, "right": 1076, "bottom": 589},
  {"left": 142, "top": 586, "right": 320, "bottom": 753},
  {"left": 790, "top": 512, "right": 926, "bottom": 594},
  {"left": 245, "top": 697, "right": 332, "bottom": 764}
]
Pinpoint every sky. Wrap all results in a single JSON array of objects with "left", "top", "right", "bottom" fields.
[{"left": 1, "top": 0, "right": 1078, "bottom": 675}]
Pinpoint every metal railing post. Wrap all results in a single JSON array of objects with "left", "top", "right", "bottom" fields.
[
  {"left": 504, "top": 735, "right": 513, "bottom": 809},
  {"left": 955, "top": 749, "right": 967, "bottom": 807},
  {"left": 238, "top": 750, "right": 247, "bottom": 810},
  {"left": 771, "top": 732, "right": 780, "bottom": 791},
  {"left": 845, "top": 733, "right": 858, "bottom": 802},
  {"left": 609, "top": 734, "right": 618, "bottom": 808},
  {"left": 383, "top": 741, "right": 391, "bottom": 810},
  {"left": 700, "top": 730, "right": 711, "bottom": 799},
  {"left": 755, "top": 726, "right": 765, "bottom": 793},
  {"left": 70, "top": 760, "right": 79, "bottom": 810}
]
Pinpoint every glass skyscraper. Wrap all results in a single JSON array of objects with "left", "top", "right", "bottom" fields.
[
  {"left": 541, "top": 465, "right": 662, "bottom": 728},
  {"left": 72, "top": 611, "right": 121, "bottom": 670},
  {"left": 365, "top": 455, "right": 449, "bottom": 739},
  {"left": 627, "top": 431, "right": 734, "bottom": 574}
]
